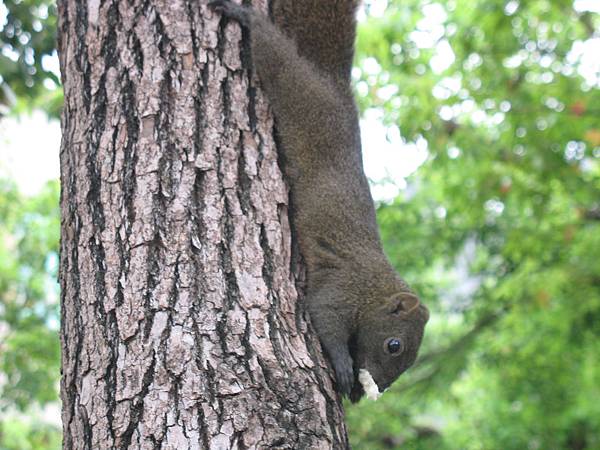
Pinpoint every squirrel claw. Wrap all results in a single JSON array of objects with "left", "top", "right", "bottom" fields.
[{"left": 332, "top": 355, "right": 354, "bottom": 397}]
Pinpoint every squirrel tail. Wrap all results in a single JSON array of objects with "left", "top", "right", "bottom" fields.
[{"left": 270, "top": 0, "right": 360, "bottom": 87}]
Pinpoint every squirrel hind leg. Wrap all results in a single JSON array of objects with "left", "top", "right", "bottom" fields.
[
  {"left": 271, "top": 0, "right": 359, "bottom": 84},
  {"left": 208, "top": 0, "right": 251, "bottom": 26}
]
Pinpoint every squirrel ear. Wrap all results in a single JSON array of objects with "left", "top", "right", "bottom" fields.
[{"left": 386, "top": 293, "right": 420, "bottom": 316}]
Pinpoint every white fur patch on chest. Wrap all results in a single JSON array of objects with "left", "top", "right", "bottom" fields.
[{"left": 358, "top": 369, "right": 381, "bottom": 401}]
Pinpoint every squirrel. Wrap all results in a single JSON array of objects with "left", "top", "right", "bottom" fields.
[{"left": 208, "top": 0, "right": 429, "bottom": 402}]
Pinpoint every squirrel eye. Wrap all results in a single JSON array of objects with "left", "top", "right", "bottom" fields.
[{"left": 385, "top": 338, "right": 403, "bottom": 355}]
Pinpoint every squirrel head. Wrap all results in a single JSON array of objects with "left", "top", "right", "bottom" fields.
[{"left": 349, "top": 292, "right": 429, "bottom": 402}]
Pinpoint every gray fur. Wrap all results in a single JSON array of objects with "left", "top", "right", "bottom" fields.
[{"left": 209, "top": 0, "right": 429, "bottom": 402}]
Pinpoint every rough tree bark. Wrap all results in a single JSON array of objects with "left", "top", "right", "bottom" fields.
[{"left": 57, "top": 0, "right": 348, "bottom": 448}]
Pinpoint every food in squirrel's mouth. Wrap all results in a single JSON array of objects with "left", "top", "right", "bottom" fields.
[{"left": 358, "top": 369, "right": 381, "bottom": 401}]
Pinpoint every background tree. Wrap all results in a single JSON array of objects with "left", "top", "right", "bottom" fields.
[
  {"left": 0, "top": 0, "right": 61, "bottom": 116},
  {"left": 0, "top": 179, "right": 61, "bottom": 449},
  {"left": 57, "top": 0, "right": 346, "bottom": 448}
]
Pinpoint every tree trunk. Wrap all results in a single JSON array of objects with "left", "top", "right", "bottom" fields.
[{"left": 57, "top": 1, "right": 348, "bottom": 448}]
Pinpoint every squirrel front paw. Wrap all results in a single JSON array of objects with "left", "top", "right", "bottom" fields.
[
  {"left": 208, "top": 1, "right": 251, "bottom": 27},
  {"left": 332, "top": 354, "right": 354, "bottom": 397}
]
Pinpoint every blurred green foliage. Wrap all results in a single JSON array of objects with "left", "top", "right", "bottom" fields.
[
  {"left": 347, "top": 0, "right": 600, "bottom": 449},
  {"left": 0, "top": 2, "right": 62, "bottom": 445},
  {"left": 0, "top": 0, "right": 61, "bottom": 117},
  {"left": 0, "top": 179, "right": 60, "bottom": 448},
  {"left": 0, "top": 417, "right": 61, "bottom": 450},
  {"left": 1, "top": 0, "right": 599, "bottom": 449}
]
